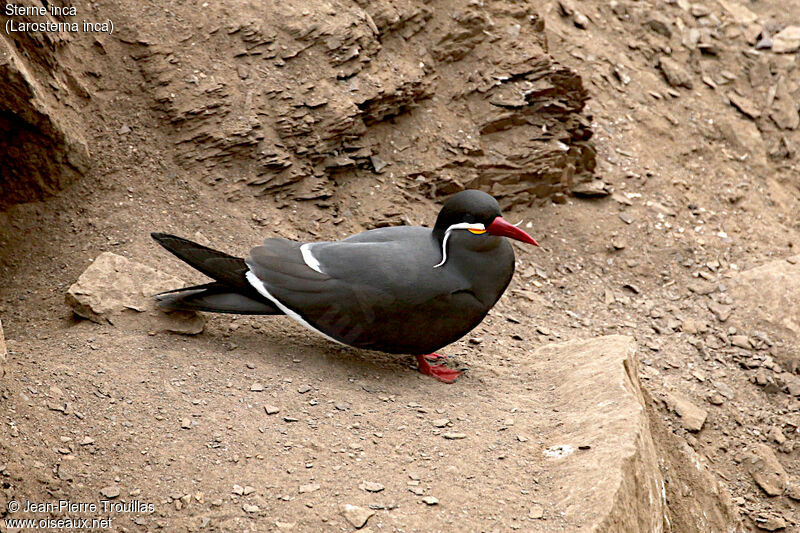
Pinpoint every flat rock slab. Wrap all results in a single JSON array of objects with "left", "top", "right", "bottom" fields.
[
  {"left": 745, "top": 444, "right": 789, "bottom": 497},
  {"left": 730, "top": 255, "right": 800, "bottom": 338},
  {"left": 665, "top": 391, "right": 708, "bottom": 432},
  {"left": 519, "top": 335, "right": 664, "bottom": 532},
  {"left": 772, "top": 26, "right": 800, "bottom": 53},
  {"left": 340, "top": 503, "right": 374, "bottom": 529},
  {"left": 717, "top": 0, "right": 758, "bottom": 25},
  {"left": 66, "top": 252, "right": 204, "bottom": 334},
  {"left": 659, "top": 56, "right": 693, "bottom": 89}
]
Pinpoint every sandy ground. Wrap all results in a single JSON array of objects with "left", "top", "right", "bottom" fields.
[{"left": 2, "top": 0, "right": 800, "bottom": 531}]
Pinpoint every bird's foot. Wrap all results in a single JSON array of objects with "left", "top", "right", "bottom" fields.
[
  {"left": 416, "top": 354, "right": 464, "bottom": 384},
  {"left": 424, "top": 353, "right": 448, "bottom": 365}
]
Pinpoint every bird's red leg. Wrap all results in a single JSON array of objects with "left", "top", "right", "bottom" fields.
[
  {"left": 416, "top": 354, "right": 463, "bottom": 383},
  {"left": 424, "top": 353, "right": 448, "bottom": 364}
]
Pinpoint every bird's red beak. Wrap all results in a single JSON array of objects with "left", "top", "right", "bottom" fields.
[{"left": 487, "top": 217, "right": 539, "bottom": 246}]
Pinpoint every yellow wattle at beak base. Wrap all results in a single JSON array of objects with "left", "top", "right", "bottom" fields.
[{"left": 468, "top": 228, "right": 487, "bottom": 235}]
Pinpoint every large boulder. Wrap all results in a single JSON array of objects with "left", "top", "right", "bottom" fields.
[
  {"left": 529, "top": 336, "right": 735, "bottom": 531},
  {"left": 66, "top": 252, "right": 204, "bottom": 334},
  {"left": 521, "top": 335, "right": 665, "bottom": 532}
]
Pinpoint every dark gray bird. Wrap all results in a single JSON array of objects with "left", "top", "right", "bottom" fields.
[{"left": 152, "top": 190, "right": 538, "bottom": 383}]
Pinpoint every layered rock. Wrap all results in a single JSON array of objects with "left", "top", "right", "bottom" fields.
[{"left": 126, "top": 0, "right": 594, "bottom": 208}]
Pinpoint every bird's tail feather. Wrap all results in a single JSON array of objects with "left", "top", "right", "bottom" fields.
[
  {"left": 151, "top": 233, "right": 282, "bottom": 315},
  {"left": 151, "top": 232, "right": 249, "bottom": 288},
  {"left": 155, "top": 283, "right": 281, "bottom": 315}
]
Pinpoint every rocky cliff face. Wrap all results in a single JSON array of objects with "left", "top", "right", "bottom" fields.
[
  {"left": 0, "top": 1, "right": 90, "bottom": 209},
  {"left": 1, "top": 0, "right": 594, "bottom": 211},
  {"left": 120, "top": 0, "right": 595, "bottom": 208}
]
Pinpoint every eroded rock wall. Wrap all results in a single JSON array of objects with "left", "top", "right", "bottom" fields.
[
  {"left": 124, "top": 0, "right": 594, "bottom": 208},
  {"left": 0, "top": 1, "right": 90, "bottom": 209}
]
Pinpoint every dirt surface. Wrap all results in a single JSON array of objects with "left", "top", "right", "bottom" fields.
[{"left": 2, "top": 0, "right": 800, "bottom": 531}]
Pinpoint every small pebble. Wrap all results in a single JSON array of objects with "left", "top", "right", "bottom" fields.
[
  {"left": 340, "top": 504, "right": 374, "bottom": 528},
  {"left": 619, "top": 213, "right": 634, "bottom": 225},
  {"left": 299, "top": 483, "right": 320, "bottom": 494},
  {"left": 100, "top": 486, "right": 120, "bottom": 499},
  {"left": 360, "top": 481, "right": 385, "bottom": 493}
]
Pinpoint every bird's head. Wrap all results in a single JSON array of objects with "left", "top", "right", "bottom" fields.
[{"left": 433, "top": 190, "right": 539, "bottom": 246}]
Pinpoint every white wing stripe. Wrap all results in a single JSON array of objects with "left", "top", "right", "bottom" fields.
[
  {"left": 245, "top": 271, "right": 344, "bottom": 346},
  {"left": 300, "top": 243, "right": 325, "bottom": 274},
  {"left": 433, "top": 222, "right": 486, "bottom": 268}
]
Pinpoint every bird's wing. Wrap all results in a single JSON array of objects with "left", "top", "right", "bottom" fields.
[
  {"left": 244, "top": 235, "right": 474, "bottom": 350},
  {"left": 244, "top": 238, "right": 398, "bottom": 347}
]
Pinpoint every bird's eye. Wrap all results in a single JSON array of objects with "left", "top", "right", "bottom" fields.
[{"left": 468, "top": 228, "right": 487, "bottom": 235}]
